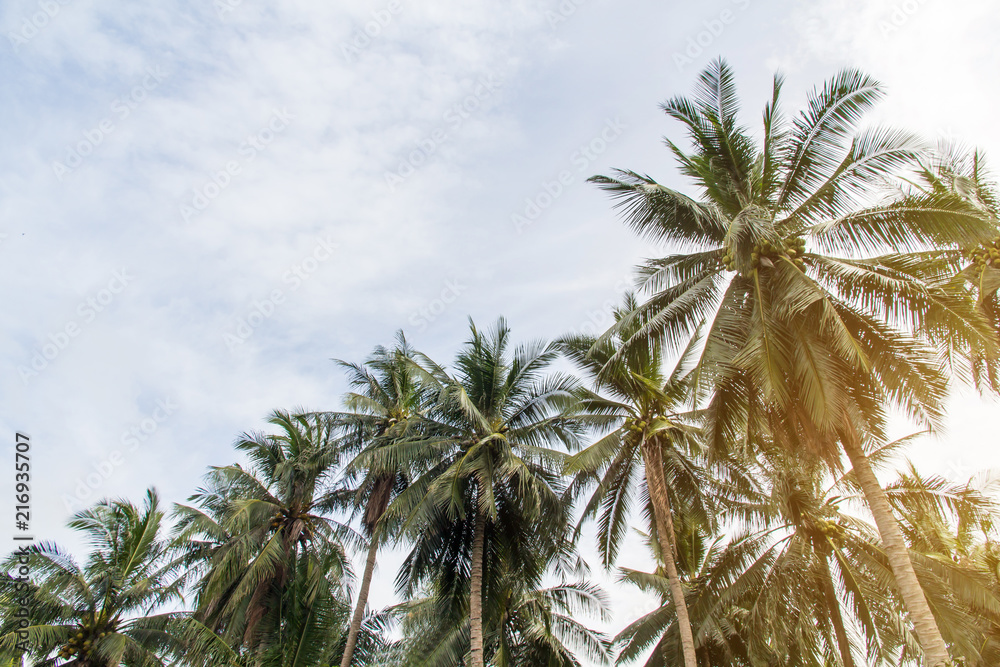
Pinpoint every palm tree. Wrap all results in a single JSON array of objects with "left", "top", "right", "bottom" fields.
[
  {"left": 386, "top": 569, "right": 611, "bottom": 666},
  {"left": 589, "top": 58, "right": 998, "bottom": 665},
  {"left": 616, "top": 443, "right": 1000, "bottom": 667},
  {"left": 908, "top": 146, "right": 1000, "bottom": 389},
  {"left": 560, "top": 293, "right": 715, "bottom": 667},
  {"left": 691, "top": 446, "right": 905, "bottom": 667},
  {"left": 615, "top": 517, "right": 753, "bottom": 667},
  {"left": 0, "top": 489, "right": 206, "bottom": 666},
  {"left": 325, "top": 332, "right": 431, "bottom": 667},
  {"left": 372, "top": 318, "right": 584, "bottom": 667},
  {"left": 172, "top": 410, "right": 362, "bottom": 666},
  {"left": 383, "top": 532, "right": 610, "bottom": 667},
  {"left": 882, "top": 465, "right": 1000, "bottom": 665}
]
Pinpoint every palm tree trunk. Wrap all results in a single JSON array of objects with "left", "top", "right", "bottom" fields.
[
  {"left": 642, "top": 440, "right": 699, "bottom": 667},
  {"left": 841, "top": 434, "right": 950, "bottom": 666},
  {"left": 339, "top": 534, "right": 380, "bottom": 667},
  {"left": 469, "top": 504, "right": 487, "bottom": 667},
  {"left": 818, "top": 554, "right": 857, "bottom": 667}
]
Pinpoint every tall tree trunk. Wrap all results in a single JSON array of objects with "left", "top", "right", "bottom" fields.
[
  {"left": 339, "top": 535, "right": 380, "bottom": 667},
  {"left": 342, "top": 474, "right": 396, "bottom": 667},
  {"left": 469, "top": 505, "right": 487, "bottom": 667},
  {"left": 642, "top": 440, "right": 699, "bottom": 667},
  {"left": 841, "top": 434, "right": 950, "bottom": 666},
  {"left": 818, "top": 554, "right": 857, "bottom": 667}
]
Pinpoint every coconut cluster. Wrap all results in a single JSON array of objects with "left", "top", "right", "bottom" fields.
[
  {"left": 269, "top": 509, "right": 316, "bottom": 545},
  {"left": 623, "top": 417, "right": 657, "bottom": 434},
  {"left": 806, "top": 518, "right": 846, "bottom": 551},
  {"left": 59, "top": 624, "right": 112, "bottom": 660},
  {"left": 813, "top": 518, "right": 845, "bottom": 540},
  {"left": 966, "top": 236, "right": 1000, "bottom": 269},
  {"left": 721, "top": 237, "right": 807, "bottom": 272},
  {"left": 624, "top": 419, "right": 645, "bottom": 434}
]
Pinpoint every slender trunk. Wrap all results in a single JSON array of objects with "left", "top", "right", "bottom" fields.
[
  {"left": 469, "top": 504, "right": 487, "bottom": 667},
  {"left": 841, "top": 434, "right": 951, "bottom": 666},
  {"left": 339, "top": 535, "right": 380, "bottom": 667},
  {"left": 818, "top": 554, "right": 857, "bottom": 667},
  {"left": 642, "top": 440, "right": 699, "bottom": 667}
]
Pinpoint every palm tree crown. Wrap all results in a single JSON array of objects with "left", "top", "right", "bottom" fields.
[
  {"left": 0, "top": 489, "right": 188, "bottom": 667},
  {"left": 171, "top": 410, "right": 359, "bottom": 666},
  {"left": 590, "top": 58, "right": 999, "bottom": 665},
  {"left": 561, "top": 294, "right": 717, "bottom": 667},
  {"left": 326, "top": 332, "right": 431, "bottom": 667},
  {"left": 377, "top": 318, "right": 585, "bottom": 667}
]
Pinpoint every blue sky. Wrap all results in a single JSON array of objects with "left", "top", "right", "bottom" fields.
[{"left": 3, "top": 0, "right": 1000, "bottom": 661}]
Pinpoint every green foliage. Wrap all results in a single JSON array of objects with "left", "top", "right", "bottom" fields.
[
  {"left": 590, "top": 58, "right": 998, "bottom": 457},
  {"left": 560, "top": 294, "right": 723, "bottom": 568},
  {"left": 170, "top": 411, "right": 368, "bottom": 667},
  {"left": 0, "top": 489, "right": 204, "bottom": 667},
  {"left": 370, "top": 318, "right": 593, "bottom": 664},
  {"left": 385, "top": 559, "right": 611, "bottom": 666},
  {"left": 590, "top": 57, "right": 1000, "bottom": 667},
  {"left": 374, "top": 318, "right": 582, "bottom": 591},
  {"left": 613, "top": 448, "right": 1000, "bottom": 667}
]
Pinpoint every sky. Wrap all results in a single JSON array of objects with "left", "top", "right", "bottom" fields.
[{"left": 3, "top": 0, "right": 1000, "bottom": 663}]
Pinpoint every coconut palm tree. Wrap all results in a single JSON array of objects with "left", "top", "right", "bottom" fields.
[
  {"left": 615, "top": 517, "right": 752, "bottom": 667},
  {"left": 0, "top": 489, "right": 214, "bottom": 667},
  {"left": 881, "top": 466, "right": 1000, "bottom": 665},
  {"left": 616, "top": 441, "right": 1000, "bottom": 667},
  {"left": 387, "top": 580, "right": 611, "bottom": 667},
  {"left": 589, "top": 58, "right": 998, "bottom": 665},
  {"left": 324, "top": 332, "right": 432, "bottom": 667},
  {"left": 171, "top": 410, "right": 365, "bottom": 666},
  {"left": 371, "top": 318, "right": 584, "bottom": 667},
  {"left": 693, "top": 446, "right": 906, "bottom": 667},
  {"left": 384, "top": 542, "right": 611, "bottom": 667},
  {"left": 560, "top": 293, "right": 717, "bottom": 667},
  {"left": 907, "top": 146, "right": 1000, "bottom": 389}
]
